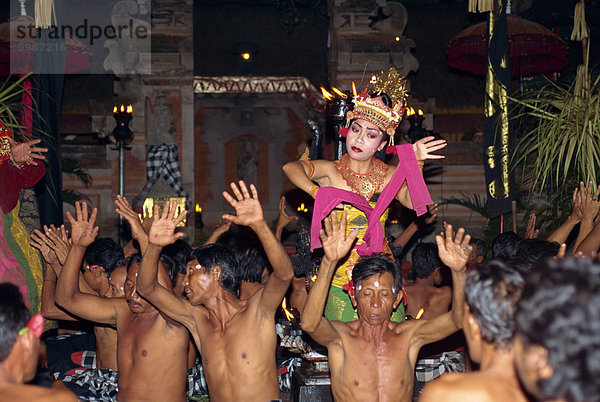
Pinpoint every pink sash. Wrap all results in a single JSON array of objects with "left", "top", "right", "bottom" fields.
[{"left": 311, "top": 144, "right": 432, "bottom": 256}]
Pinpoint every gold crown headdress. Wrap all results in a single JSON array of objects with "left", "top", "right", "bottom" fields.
[{"left": 345, "top": 68, "right": 408, "bottom": 144}]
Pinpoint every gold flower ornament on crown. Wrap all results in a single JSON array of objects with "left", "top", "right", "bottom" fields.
[{"left": 345, "top": 68, "right": 408, "bottom": 144}]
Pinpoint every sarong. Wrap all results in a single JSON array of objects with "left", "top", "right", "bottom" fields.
[
  {"left": 56, "top": 368, "right": 118, "bottom": 402},
  {"left": 413, "top": 350, "right": 465, "bottom": 395}
]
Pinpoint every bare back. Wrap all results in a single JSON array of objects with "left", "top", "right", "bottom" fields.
[
  {"left": 420, "top": 371, "right": 528, "bottom": 402},
  {"left": 192, "top": 287, "right": 280, "bottom": 402},
  {"left": 115, "top": 303, "right": 189, "bottom": 401},
  {"left": 327, "top": 320, "right": 424, "bottom": 402},
  {"left": 404, "top": 283, "right": 451, "bottom": 320},
  {"left": 0, "top": 383, "right": 77, "bottom": 402}
]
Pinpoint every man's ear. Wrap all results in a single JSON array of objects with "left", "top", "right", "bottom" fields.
[
  {"left": 16, "top": 330, "right": 38, "bottom": 358},
  {"left": 465, "top": 310, "right": 482, "bottom": 344},
  {"left": 210, "top": 266, "right": 222, "bottom": 282},
  {"left": 350, "top": 293, "right": 357, "bottom": 307},
  {"left": 94, "top": 267, "right": 105, "bottom": 278},
  {"left": 476, "top": 255, "right": 484, "bottom": 264},
  {"left": 529, "top": 344, "right": 554, "bottom": 381},
  {"left": 392, "top": 291, "right": 402, "bottom": 309}
]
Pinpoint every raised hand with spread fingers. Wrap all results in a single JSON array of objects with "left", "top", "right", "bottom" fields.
[
  {"left": 30, "top": 229, "right": 59, "bottom": 266},
  {"left": 222, "top": 181, "right": 264, "bottom": 229},
  {"left": 44, "top": 225, "right": 71, "bottom": 265},
  {"left": 320, "top": 211, "right": 358, "bottom": 264},
  {"left": 147, "top": 201, "right": 187, "bottom": 248},
  {"left": 435, "top": 224, "right": 471, "bottom": 272},
  {"left": 115, "top": 195, "right": 150, "bottom": 252},
  {"left": 66, "top": 201, "right": 99, "bottom": 248}
]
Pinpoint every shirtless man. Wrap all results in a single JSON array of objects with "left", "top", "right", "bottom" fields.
[
  {"left": 420, "top": 260, "right": 528, "bottom": 402},
  {"left": 55, "top": 201, "right": 189, "bottom": 401},
  {"left": 136, "top": 181, "right": 294, "bottom": 401},
  {"left": 0, "top": 283, "right": 77, "bottom": 402},
  {"left": 302, "top": 214, "right": 469, "bottom": 401},
  {"left": 404, "top": 243, "right": 450, "bottom": 320},
  {"left": 31, "top": 228, "right": 122, "bottom": 372}
]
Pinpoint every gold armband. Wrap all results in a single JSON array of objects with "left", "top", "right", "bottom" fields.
[
  {"left": 309, "top": 184, "right": 319, "bottom": 198},
  {"left": 299, "top": 147, "right": 315, "bottom": 179}
]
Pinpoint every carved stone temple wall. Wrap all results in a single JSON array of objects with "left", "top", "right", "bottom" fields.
[{"left": 193, "top": 77, "right": 325, "bottom": 225}]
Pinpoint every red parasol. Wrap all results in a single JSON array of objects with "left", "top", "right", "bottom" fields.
[{"left": 446, "top": 14, "right": 568, "bottom": 76}]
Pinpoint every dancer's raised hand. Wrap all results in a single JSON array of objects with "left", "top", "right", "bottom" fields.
[{"left": 413, "top": 136, "right": 446, "bottom": 161}]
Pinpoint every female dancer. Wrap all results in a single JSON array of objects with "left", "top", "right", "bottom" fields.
[{"left": 283, "top": 72, "right": 445, "bottom": 322}]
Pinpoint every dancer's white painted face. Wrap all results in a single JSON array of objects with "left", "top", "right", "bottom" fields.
[{"left": 346, "top": 119, "right": 386, "bottom": 161}]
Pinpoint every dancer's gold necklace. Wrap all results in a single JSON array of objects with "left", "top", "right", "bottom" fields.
[{"left": 335, "top": 154, "right": 389, "bottom": 200}]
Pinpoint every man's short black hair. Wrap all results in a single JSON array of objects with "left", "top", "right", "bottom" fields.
[
  {"left": 410, "top": 243, "right": 442, "bottom": 279},
  {"left": 469, "top": 237, "right": 486, "bottom": 258},
  {"left": 163, "top": 240, "right": 193, "bottom": 276},
  {"left": 353, "top": 254, "right": 402, "bottom": 295},
  {"left": 125, "top": 254, "right": 142, "bottom": 272},
  {"left": 509, "top": 239, "right": 560, "bottom": 274},
  {"left": 192, "top": 243, "right": 240, "bottom": 296},
  {"left": 491, "top": 231, "right": 521, "bottom": 261},
  {"left": 159, "top": 253, "right": 177, "bottom": 282},
  {"left": 516, "top": 258, "right": 600, "bottom": 401},
  {"left": 84, "top": 238, "right": 124, "bottom": 276},
  {"left": 465, "top": 260, "right": 523, "bottom": 348},
  {"left": 0, "top": 283, "right": 30, "bottom": 362},
  {"left": 232, "top": 242, "right": 266, "bottom": 283}
]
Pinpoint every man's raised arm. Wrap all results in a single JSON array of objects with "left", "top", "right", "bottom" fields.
[
  {"left": 222, "top": 181, "right": 294, "bottom": 312},
  {"left": 301, "top": 212, "right": 358, "bottom": 346},
  {"left": 136, "top": 202, "right": 198, "bottom": 332},
  {"left": 55, "top": 202, "right": 119, "bottom": 326},
  {"left": 412, "top": 224, "right": 470, "bottom": 350}
]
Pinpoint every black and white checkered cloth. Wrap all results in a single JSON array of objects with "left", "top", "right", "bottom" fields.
[
  {"left": 186, "top": 359, "right": 208, "bottom": 400},
  {"left": 415, "top": 350, "right": 465, "bottom": 382},
  {"left": 413, "top": 350, "right": 466, "bottom": 398},
  {"left": 142, "top": 144, "right": 190, "bottom": 204},
  {"left": 56, "top": 368, "right": 118, "bottom": 402}
]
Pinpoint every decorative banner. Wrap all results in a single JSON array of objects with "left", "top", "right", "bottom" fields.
[{"left": 483, "top": 0, "right": 514, "bottom": 218}]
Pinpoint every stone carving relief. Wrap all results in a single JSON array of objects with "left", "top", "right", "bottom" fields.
[{"left": 237, "top": 136, "right": 259, "bottom": 187}]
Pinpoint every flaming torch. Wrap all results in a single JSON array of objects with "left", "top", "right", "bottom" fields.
[
  {"left": 415, "top": 308, "right": 424, "bottom": 320},
  {"left": 282, "top": 297, "right": 295, "bottom": 321},
  {"left": 321, "top": 85, "right": 353, "bottom": 160}
]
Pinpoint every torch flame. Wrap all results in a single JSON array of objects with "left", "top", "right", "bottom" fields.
[
  {"left": 127, "top": 105, "right": 133, "bottom": 114},
  {"left": 113, "top": 106, "right": 117, "bottom": 113},
  {"left": 120, "top": 104, "right": 125, "bottom": 112},
  {"left": 418, "top": 109, "right": 423, "bottom": 116},
  {"left": 332, "top": 87, "right": 347, "bottom": 99},
  {"left": 352, "top": 82, "right": 357, "bottom": 97},
  {"left": 416, "top": 308, "right": 424, "bottom": 320},
  {"left": 320, "top": 87, "right": 334, "bottom": 101},
  {"left": 282, "top": 297, "right": 294, "bottom": 321},
  {"left": 311, "top": 274, "right": 317, "bottom": 282},
  {"left": 195, "top": 203, "right": 202, "bottom": 213}
]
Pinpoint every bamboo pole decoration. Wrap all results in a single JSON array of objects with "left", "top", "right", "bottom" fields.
[
  {"left": 469, "top": 0, "right": 493, "bottom": 13},
  {"left": 571, "top": 0, "right": 590, "bottom": 95},
  {"left": 571, "top": 0, "right": 588, "bottom": 42},
  {"left": 35, "top": 0, "right": 57, "bottom": 29}
]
